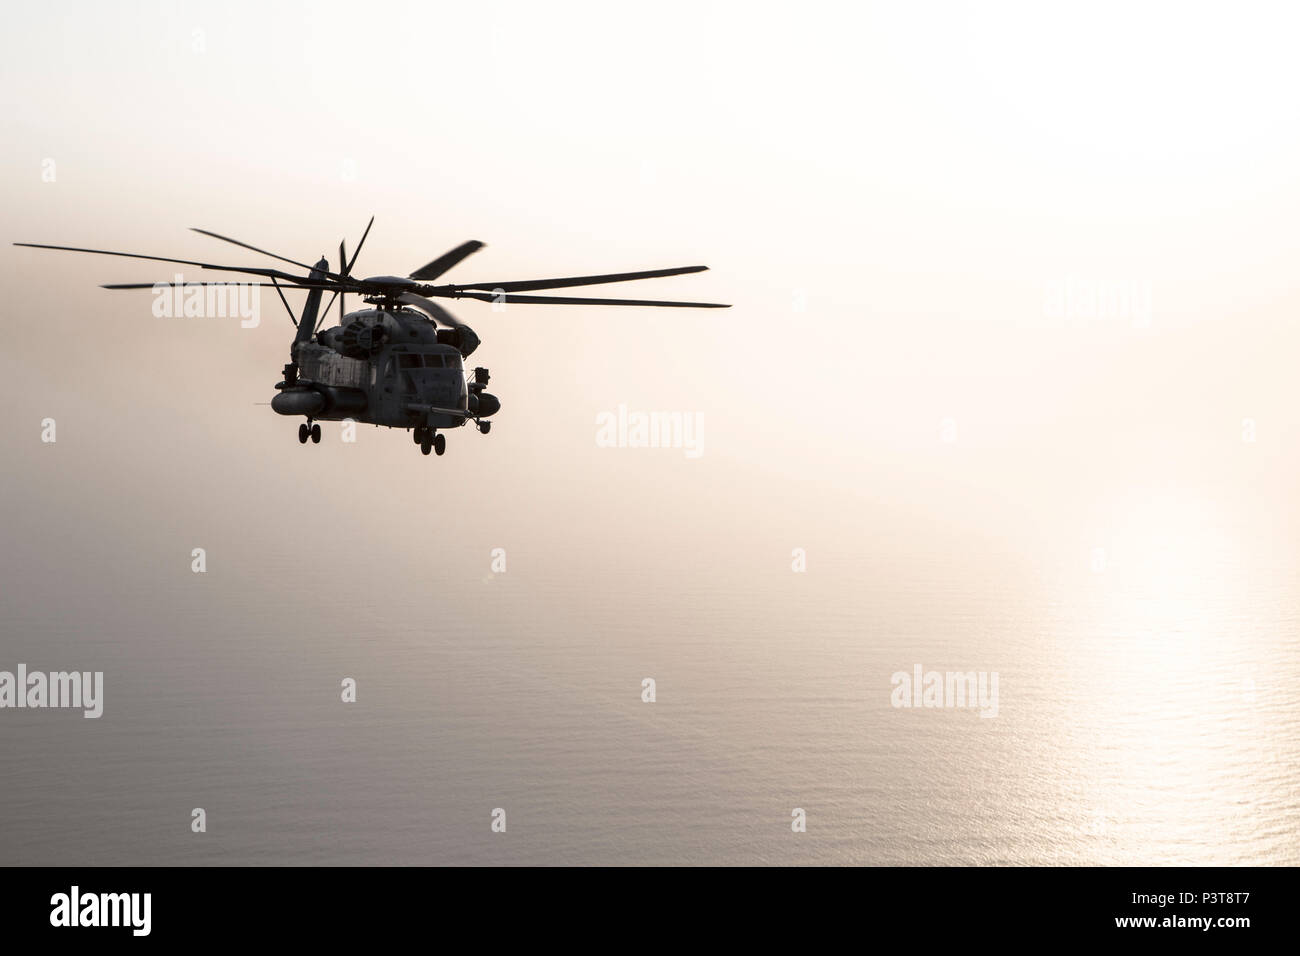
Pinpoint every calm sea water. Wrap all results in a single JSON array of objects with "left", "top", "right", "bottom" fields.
[{"left": 2, "top": 461, "right": 1296, "bottom": 866}]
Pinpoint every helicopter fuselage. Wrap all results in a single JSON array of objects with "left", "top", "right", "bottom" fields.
[{"left": 271, "top": 307, "right": 498, "bottom": 432}]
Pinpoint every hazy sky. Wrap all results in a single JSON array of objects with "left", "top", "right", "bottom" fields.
[{"left": 3, "top": 0, "right": 1300, "bottom": 561}]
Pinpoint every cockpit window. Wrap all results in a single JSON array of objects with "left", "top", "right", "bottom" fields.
[
  {"left": 398, "top": 354, "right": 421, "bottom": 369},
  {"left": 423, "top": 354, "right": 444, "bottom": 368}
]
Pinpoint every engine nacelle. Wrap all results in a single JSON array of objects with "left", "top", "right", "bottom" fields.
[
  {"left": 436, "top": 326, "right": 481, "bottom": 357},
  {"left": 318, "top": 319, "right": 388, "bottom": 359}
]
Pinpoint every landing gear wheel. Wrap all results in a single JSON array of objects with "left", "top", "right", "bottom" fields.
[
  {"left": 310, "top": 423, "right": 321, "bottom": 444},
  {"left": 433, "top": 434, "right": 446, "bottom": 456},
  {"left": 298, "top": 423, "right": 309, "bottom": 444},
  {"left": 479, "top": 421, "right": 491, "bottom": 434},
  {"left": 413, "top": 427, "right": 426, "bottom": 445},
  {"left": 420, "top": 436, "right": 432, "bottom": 455}
]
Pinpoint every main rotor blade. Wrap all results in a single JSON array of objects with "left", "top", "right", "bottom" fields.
[
  {"left": 410, "top": 240, "right": 485, "bottom": 281},
  {"left": 13, "top": 242, "right": 355, "bottom": 286},
  {"left": 190, "top": 228, "right": 320, "bottom": 273},
  {"left": 345, "top": 216, "right": 373, "bottom": 276},
  {"left": 397, "top": 291, "right": 464, "bottom": 328},
  {"left": 100, "top": 281, "right": 338, "bottom": 290},
  {"left": 17, "top": 242, "right": 246, "bottom": 271},
  {"left": 442, "top": 265, "right": 710, "bottom": 295},
  {"left": 444, "top": 291, "right": 731, "bottom": 308}
]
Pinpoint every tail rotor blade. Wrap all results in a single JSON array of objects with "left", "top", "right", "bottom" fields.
[
  {"left": 339, "top": 240, "right": 347, "bottom": 323},
  {"left": 346, "top": 216, "right": 374, "bottom": 276}
]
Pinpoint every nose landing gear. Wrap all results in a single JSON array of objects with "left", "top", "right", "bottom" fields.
[{"left": 298, "top": 421, "right": 321, "bottom": 444}]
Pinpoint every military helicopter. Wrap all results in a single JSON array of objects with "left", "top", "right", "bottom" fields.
[{"left": 15, "top": 219, "right": 729, "bottom": 456}]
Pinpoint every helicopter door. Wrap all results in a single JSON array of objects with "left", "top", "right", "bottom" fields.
[{"left": 373, "top": 351, "right": 404, "bottom": 424}]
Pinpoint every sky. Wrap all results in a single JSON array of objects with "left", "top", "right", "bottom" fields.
[{"left": 3, "top": 0, "right": 1300, "bottom": 595}]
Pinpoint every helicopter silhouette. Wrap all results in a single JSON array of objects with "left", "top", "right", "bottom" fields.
[{"left": 16, "top": 219, "right": 729, "bottom": 456}]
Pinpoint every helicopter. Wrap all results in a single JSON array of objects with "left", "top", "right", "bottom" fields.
[{"left": 15, "top": 219, "right": 729, "bottom": 456}]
